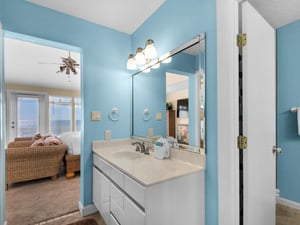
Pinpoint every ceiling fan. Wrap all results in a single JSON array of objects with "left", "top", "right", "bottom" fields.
[
  {"left": 38, "top": 51, "right": 80, "bottom": 76},
  {"left": 57, "top": 51, "right": 80, "bottom": 75}
]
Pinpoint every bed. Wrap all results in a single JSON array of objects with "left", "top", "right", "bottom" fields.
[{"left": 59, "top": 132, "right": 81, "bottom": 179}]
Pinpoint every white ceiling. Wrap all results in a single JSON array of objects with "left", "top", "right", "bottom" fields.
[
  {"left": 5, "top": 38, "right": 81, "bottom": 90},
  {"left": 28, "top": 0, "right": 166, "bottom": 34},
  {"left": 248, "top": 0, "right": 300, "bottom": 28},
  {"left": 6, "top": 0, "right": 300, "bottom": 91},
  {"left": 27, "top": 0, "right": 300, "bottom": 31}
]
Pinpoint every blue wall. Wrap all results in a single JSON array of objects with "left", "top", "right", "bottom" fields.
[
  {"left": 277, "top": 19, "right": 300, "bottom": 204},
  {"left": 0, "top": 0, "right": 131, "bottom": 218},
  {"left": 1, "top": 1, "right": 218, "bottom": 225},
  {"left": 132, "top": 0, "right": 217, "bottom": 224}
]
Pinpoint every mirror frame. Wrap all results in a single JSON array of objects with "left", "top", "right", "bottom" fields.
[{"left": 131, "top": 33, "right": 206, "bottom": 153}]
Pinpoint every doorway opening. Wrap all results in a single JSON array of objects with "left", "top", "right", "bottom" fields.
[{"left": 3, "top": 32, "right": 83, "bottom": 224}]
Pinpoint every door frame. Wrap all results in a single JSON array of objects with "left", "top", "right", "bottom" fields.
[
  {"left": 217, "top": 1, "right": 277, "bottom": 224},
  {"left": 1, "top": 31, "right": 83, "bottom": 225},
  {"left": 217, "top": 0, "right": 240, "bottom": 224}
]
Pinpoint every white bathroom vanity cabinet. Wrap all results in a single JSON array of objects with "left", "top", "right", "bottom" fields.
[{"left": 92, "top": 139, "right": 205, "bottom": 225}]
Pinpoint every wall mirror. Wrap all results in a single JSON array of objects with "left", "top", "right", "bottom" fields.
[{"left": 132, "top": 33, "right": 205, "bottom": 154}]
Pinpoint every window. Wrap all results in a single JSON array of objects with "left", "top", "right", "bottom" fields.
[
  {"left": 17, "top": 96, "right": 39, "bottom": 137},
  {"left": 74, "top": 97, "right": 81, "bottom": 132},
  {"left": 49, "top": 96, "right": 72, "bottom": 135}
]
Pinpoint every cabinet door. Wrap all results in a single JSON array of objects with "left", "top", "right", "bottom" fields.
[
  {"left": 110, "top": 182, "right": 125, "bottom": 225},
  {"left": 110, "top": 214, "right": 120, "bottom": 225},
  {"left": 93, "top": 167, "right": 110, "bottom": 225},
  {"left": 124, "top": 194, "right": 145, "bottom": 225}
]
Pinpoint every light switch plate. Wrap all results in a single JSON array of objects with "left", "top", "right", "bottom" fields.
[
  {"left": 91, "top": 111, "right": 101, "bottom": 121},
  {"left": 156, "top": 112, "right": 162, "bottom": 121}
]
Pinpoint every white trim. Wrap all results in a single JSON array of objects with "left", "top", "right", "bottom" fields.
[
  {"left": 277, "top": 197, "right": 300, "bottom": 210},
  {"left": 78, "top": 201, "right": 98, "bottom": 216},
  {"left": 217, "top": 0, "right": 240, "bottom": 224}
]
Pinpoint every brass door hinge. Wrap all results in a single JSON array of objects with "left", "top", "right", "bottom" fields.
[
  {"left": 237, "top": 135, "right": 247, "bottom": 149},
  {"left": 237, "top": 33, "right": 247, "bottom": 48}
]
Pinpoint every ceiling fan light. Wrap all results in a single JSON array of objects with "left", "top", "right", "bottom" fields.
[
  {"left": 135, "top": 47, "right": 146, "bottom": 65},
  {"left": 126, "top": 54, "right": 137, "bottom": 70},
  {"left": 144, "top": 39, "right": 157, "bottom": 59}
]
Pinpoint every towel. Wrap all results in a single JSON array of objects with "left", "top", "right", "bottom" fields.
[
  {"left": 44, "top": 136, "right": 62, "bottom": 146},
  {"left": 31, "top": 139, "right": 44, "bottom": 147},
  {"left": 297, "top": 107, "right": 300, "bottom": 135}
]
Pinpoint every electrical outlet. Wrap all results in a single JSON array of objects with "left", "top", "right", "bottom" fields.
[
  {"left": 105, "top": 130, "right": 111, "bottom": 140},
  {"left": 148, "top": 128, "right": 154, "bottom": 137}
]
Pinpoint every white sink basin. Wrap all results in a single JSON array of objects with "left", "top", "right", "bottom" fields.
[{"left": 112, "top": 151, "right": 143, "bottom": 160}]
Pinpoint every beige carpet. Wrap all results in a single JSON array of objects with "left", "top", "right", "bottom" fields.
[{"left": 6, "top": 173, "right": 80, "bottom": 225}]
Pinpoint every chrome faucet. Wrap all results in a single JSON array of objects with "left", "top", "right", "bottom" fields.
[{"left": 132, "top": 141, "right": 149, "bottom": 155}]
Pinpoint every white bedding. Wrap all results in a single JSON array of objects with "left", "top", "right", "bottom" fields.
[{"left": 59, "top": 132, "right": 81, "bottom": 155}]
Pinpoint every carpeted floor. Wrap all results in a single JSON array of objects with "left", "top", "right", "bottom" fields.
[
  {"left": 45, "top": 211, "right": 105, "bottom": 225},
  {"left": 6, "top": 172, "right": 80, "bottom": 225}
]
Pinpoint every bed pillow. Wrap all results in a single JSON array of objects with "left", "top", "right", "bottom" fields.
[{"left": 59, "top": 132, "right": 80, "bottom": 154}]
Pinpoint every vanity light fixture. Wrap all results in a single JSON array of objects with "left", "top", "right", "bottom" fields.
[{"left": 126, "top": 39, "right": 161, "bottom": 71}]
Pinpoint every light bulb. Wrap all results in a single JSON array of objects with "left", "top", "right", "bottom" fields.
[
  {"left": 140, "top": 65, "right": 151, "bottom": 73},
  {"left": 135, "top": 47, "right": 146, "bottom": 65},
  {"left": 160, "top": 52, "right": 172, "bottom": 63},
  {"left": 144, "top": 39, "right": 157, "bottom": 59},
  {"left": 126, "top": 54, "right": 137, "bottom": 70}
]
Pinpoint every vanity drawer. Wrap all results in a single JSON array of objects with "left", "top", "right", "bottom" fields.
[
  {"left": 93, "top": 154, "right": 110, "bottom": 176},
  {"left": 110, "top": 165, "right": 124, "bottom": 189},
  {"left": 124, "top": 175, "right": 145, "bottom": 208}
]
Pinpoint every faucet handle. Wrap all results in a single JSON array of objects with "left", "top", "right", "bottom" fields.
[
  {"left": 144, "top": 146, "right": 150, "bottom": 155},
  {"left": 132, "top": 142, "right": 141, "bottom": 152}
]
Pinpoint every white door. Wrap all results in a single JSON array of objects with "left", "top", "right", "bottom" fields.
[
  {"left": 241, "top": 2, "right": 276, "bottom": 225},
  {"left": 6, "top": 91, "right": 48, "bottom": 143}
]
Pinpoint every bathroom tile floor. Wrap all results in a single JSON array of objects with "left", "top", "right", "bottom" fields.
[{"left": 276, "top": 203, "right": 300, "bottom": 225}]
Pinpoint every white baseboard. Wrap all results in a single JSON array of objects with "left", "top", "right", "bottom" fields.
[
  {"left": 78, "top": 201, "right": 98, "bottom": 216},
  {"left": 277, "top": 197, "right": 300, "bottom": 210}
]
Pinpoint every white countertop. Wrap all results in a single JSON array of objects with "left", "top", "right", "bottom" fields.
[{"left": 92, "top": 139, "right": 205, "bottom": 186}]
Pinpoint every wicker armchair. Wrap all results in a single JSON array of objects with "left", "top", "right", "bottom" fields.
[
  {"left": 14, "top": 137, "right": 33, "bottom": 141},
  {"left": 6, "top": 141, "right": 67, "bottom": 190}
]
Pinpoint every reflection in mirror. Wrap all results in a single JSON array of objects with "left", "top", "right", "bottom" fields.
[{"left": 132, "top": 34, "right": 205, "bottom": 153}]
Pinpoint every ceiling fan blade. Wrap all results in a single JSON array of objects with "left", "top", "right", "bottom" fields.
[{"left": 38, "top": 61, "right": 61, "bottom": 65}]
